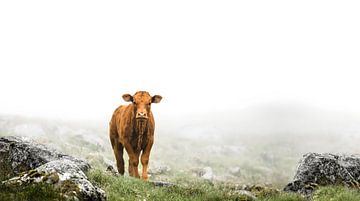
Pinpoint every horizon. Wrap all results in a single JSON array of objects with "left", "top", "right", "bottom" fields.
[{"left": 1, "top": 100, "right": 360, "bottom": 122}]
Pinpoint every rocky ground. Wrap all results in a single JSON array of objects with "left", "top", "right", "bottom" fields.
[
  {"left": 0, "top": 136, "right": 105, "bottom": 201},
  {"left": 2, "top": 136, "right": 360, "bottom": 200},
  {"left": 2, "top": 112, "right": 360, "bottom": 200}
]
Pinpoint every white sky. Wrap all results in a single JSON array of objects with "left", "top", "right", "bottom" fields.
[{"left": 0, "top": 1, "right": 360, "bottom": 120}]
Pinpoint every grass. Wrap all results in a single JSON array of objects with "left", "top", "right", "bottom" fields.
[
  {"left": 0, "top": 182, "right": 64, "bottom": 201},
  {"left": 312, "top": 186, "right": 360, "bottom": 201},
  {"left": 87, "top": 169, "right": 311, "bottom": 201},
  {"left": 87, "top": 169, "right": 360, "bottom": 201},
  {"left": 3, "top": 117, "right": 360, "bottom": 201},
  {"left": 258, "top": 192, "right": 306, "bottom": 201},
  {"left": 88, "top": 169, "right": 255, "bottom": 201},
  {"left": 1, "top": 169, "right": 360, "bottom": 201}
]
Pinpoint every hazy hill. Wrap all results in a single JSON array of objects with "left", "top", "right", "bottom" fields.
[{"left": 1, "top": 102, "right": 360, "bottom": 186}]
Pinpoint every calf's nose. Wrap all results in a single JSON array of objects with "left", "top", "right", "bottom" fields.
[{"left": 136, "top": 112, "right": 148, "bottom": 118}]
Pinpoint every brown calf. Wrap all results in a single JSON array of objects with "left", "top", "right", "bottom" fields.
[{"left": 109, "top": 91, "right": 162, "bottom": 180}]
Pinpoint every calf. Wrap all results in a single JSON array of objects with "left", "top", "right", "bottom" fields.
[{"left": 109, "top": 91, "right": 162, "bottom": 180}]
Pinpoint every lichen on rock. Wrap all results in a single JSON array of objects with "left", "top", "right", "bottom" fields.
[
  {"left": 284, "top": 153, "right": 360, "bottom": 195},
  {"left": 0, "top": 136, "right": 90, "bottom": 178},
  {"left": 0, "top": 136, "right": 105, "bottom": 201}
]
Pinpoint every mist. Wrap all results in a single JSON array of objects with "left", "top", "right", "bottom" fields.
[{"left": 1, "top": 0, "right": 360, "bottom": 187}]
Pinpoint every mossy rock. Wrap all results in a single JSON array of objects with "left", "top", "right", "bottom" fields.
[
  {"left": 0, "top": 136, "right": 90, "bottom": 179},
  {"left": 0, "top": 136, "right": 106, "bottom": 201},
  {"left": 60, "top": 179, "right": 80, "bottom": 196}
]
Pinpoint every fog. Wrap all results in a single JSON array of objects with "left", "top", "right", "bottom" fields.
[
  {"left": 2, "top": 102, "right": 360, "bottom": 186},
  {"left": 1, "top": 0, "right": 360, "bottom": 186},
  {"left": 1, "top": 0, "right": 360, "bottom": 120}
]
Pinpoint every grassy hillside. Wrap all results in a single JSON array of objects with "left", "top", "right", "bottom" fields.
[
  {"left": 86, "top": 169, "right": 360, "bottom": 201},
  {"left": 2, "top": 169, "right": 360, "bottom": 201},
  {"left": 87, "top": 169, "right": 303, "bottom": 201},
  {"left": 2, "top": 104, "right": 360, "bottom": 200}
]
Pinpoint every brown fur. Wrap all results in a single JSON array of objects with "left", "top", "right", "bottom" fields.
[{"left": 109, "top": 91, "right": 162, "bottom": 180}]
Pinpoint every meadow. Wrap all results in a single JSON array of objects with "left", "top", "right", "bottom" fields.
[{"left": 2, "top": 104, "right": 360, "bottom": 200}]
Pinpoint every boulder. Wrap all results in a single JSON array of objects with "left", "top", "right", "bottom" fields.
[
  {"left": 0, "top": 136, "right": 105, "bottom": 201},
  {"left": 3, "top": 160, "right": 105, "bottom": 201},
  {"left": 0, "top": 136, "right": 90, "bottom": 178},
  {"left": 284, "top": 153, "right": 360, "bottom": 195}
]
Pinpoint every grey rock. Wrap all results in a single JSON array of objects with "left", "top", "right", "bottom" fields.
[
  {"left": 106, "top": 165, "right": 119, "bottom": 176},
  {"left": 148, "top": 162, "right": 171, "bottom": 175},
  {"left": 233, "top": 190, "right": 257, "bottom": 200},
  {"left": 201, "top": 167, "right": 214, "bottom": 180},
  {"left": 0, "top": 136, "right": 90, "bottom": 179},
  {"left": 0, "top": 136, "right": 106, "bottom": 201},
  {"left": 229, "top": 166, "right": 241, "bottom": 176},
  {"left": 192, "top": 166, "right": 214, "bottom": 180},
  {"left": 151, "top": 181, "right": 175, "bottom": 187},
  {"left": 284, "top": 153, "right": 360, "bottom": 195},
  {"left": 3, "top": 160, "right": 105, "bottom": 201}
]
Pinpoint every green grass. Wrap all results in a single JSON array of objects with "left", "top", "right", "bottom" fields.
[
  {"left": 87, "top": 169, "right": 310, "bottom": 201},
  {"left": 0, "top": 182, "right": 64, "bottom": 201},
  {"left": 87, "top": 169, "right": 360, "bottom": 201},
  {"left": 88, "top": 169, "right": 255, "bottom": 201},
  {"left": 312, "top": 186, "right": 360, "bottom": 201},
  {"left": 258, "top": 192, "right": 306, "bottom": 201},
  {"left": 1, "top": 170, "right": 360, "bottom": 201}
]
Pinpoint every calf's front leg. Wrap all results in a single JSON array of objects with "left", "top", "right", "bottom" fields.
[
  {"left": 124, "top": 143, "right": 140, "bottom": 178},
  {"left": 141, "top": 140, "right": 153, "bottom": 181}
]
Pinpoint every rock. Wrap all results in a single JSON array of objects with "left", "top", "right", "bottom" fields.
[
  {"left": 284, "top": 153, "right": 360, "bottom": 195},
  {"left": 192, "top": 166, "right": 214, "bottom": 180},
  {"left": 0, "top": 136, "right": 90, "bottom": 179},
  {"left": 233, "top": 190, "right": 257, "bottom": 200},
  {"left": 106, "top": 165, "right": 119, "bottom": 176},
  {"left": 244, "top": 184, "right": 280, "bottom": 198},
  {"left": 0, "top": 136, "right": 105, "bottom": 201},
  {"left": 229, "top": 166, "right": 241, "bottom": 176},
  {"left": 260, "top": 152, "right": 275, "bottom": 165},
  {"left": 3, "top": 160, "right": 105, "bottom": 201},
  {"left": 151, "top": 181, "right": 175, "bottom": 187},
  {"left": 201, "top": 167, "right": 214, "bottom": 180},
  {"left": 227, "top": 184, "right": 279, "bottom": 200},
  {"left": 148, "top": 162, "right": 171, "bottom": 175}
]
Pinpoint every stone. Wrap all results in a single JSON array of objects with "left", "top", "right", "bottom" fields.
[
  {"left": 0, "top": 136, "right": 105, "bottom": 201},
  {"left": 106, "top": 165, "right": 119, "bottom": 176},
  {"left": 191, "top": 166, "right": 214, "bottom": 180},
  {"left": 284, "top": 153, "right": 360, "bottom": 195},
  {"left": 148, "top": 162, "right": 171, "bottom": 175},
  {"left": 229, "top": 166, "right": 241, "bottom": 176},
  {"left": 151, "top": 181, "right": 175, "bottom": 187},
  {"left": 3, "top": 160, "right": 105, "bottom": 201},
  {"left": 0, "top": 136, "right": 90, "bottom": 179}
]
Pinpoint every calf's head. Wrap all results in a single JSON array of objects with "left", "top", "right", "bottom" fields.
[{"left": 122, "top": 91, "right": 162, "bottom": 119}]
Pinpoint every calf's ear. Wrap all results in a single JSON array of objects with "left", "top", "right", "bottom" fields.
[
  {"left": 122, "top": 94, "right": 133, "bottom": 102},
  {"left": 151, "top": 95, "right": 162, "bottom": 103}
]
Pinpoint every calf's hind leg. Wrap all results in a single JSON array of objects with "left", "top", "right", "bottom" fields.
[{"left": 115, "top": 142, "right": 125, "bottom": 175}]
